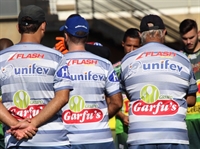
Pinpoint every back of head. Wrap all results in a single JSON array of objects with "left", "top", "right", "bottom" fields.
[
  {"left": 0, "top": 38, "right": 14, "bottom": 51},
  {"left": 140, "top": 14, "right": 166, "bottom": 44},
  {"left": 123, "top": 28, "right": 140, "bottom": 42},
  {"left": 18, "top": 5, "right": 46, "bottom": 34},
  {"left": 60, "top": 14, "right": 89, "bottom": 44},
  {"left": 60, "top": 14, "right": 89, "bottom": 37},
  {"left": 179, "top": 19, "right": 198, "bottom": 35}
]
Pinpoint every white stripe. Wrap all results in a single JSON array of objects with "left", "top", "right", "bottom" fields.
[
  {"left": 2, "top": 76, "right": 54, "bottom": 93},
  {"left": 68, "top": 133, "right": 113, "bottom": 144},
  {"left": 127, "top": 132, "right": 189, "bottom": 144},
  {"left": 129, "top": 121, "right": 186, "bottom": 129},
  {"left": 72, "top": 82, "right": 105, "bottom": 88},
  {"left": 65, "top": 121, "right": 109, "bottom": 131},
  {"left": 39, "top": 122, "right": 66, "bottom": 130}
]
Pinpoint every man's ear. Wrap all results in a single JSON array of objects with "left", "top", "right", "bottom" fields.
[
  {"left": 64, "top": 33, "right": 68, "bottom": 41},
  {"left": 16, "top": 24, "right": 20, "bottom": 33},
  {"left": 41, "top": 22, "right": 46, "bottom": 31},
  {"left": 122, "top": 41, "right": 125, "bottom": 47},
  {"left": 138, "top": 31, "right": 141, "bottom": 37},
  {"left": 198, "top": 30, "right": 200, "bottom": 39},
  {"left": 163, "top": 29, "right": 167, "bottom": 36}
]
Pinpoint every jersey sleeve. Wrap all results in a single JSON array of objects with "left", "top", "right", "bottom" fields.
[
  {"left": 54, "top": 55, "right": 73, "bottom": 92},
  {"left": 188, "top": 63, "right": 198, "bottom": 94},
  {"left": 105, "top": 61, "right": 121, "bottom": 96}
]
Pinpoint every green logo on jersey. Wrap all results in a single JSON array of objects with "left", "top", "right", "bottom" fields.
[
  {"left": 13, "top": 90, "right": 30, "bottom": 109},
  {"left": 69, "top": 95, "right": 85, "bottom": 112},
  {"left": 140, "top": 85, "right": 160, "bottom": 103}
]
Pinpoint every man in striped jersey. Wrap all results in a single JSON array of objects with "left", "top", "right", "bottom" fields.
[
  {"left": 120, "top": 14, "right": 197, "bottom": 149},
  {"left": 60, "top": 14, "right": 122, "bottom": 149},
  {"left": 0, "top": 38, "right": 14, "bottom": 149},
  {"left": 114, "top": 28, "right": 141, "bottom": 149},
  {"left": 0, "top": 5, "right": 73, "bottom": 149},
  {"left": 179, "top": 19, "right": 200, "bottom": 149}
]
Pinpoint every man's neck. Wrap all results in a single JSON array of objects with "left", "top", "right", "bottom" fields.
[
  {"left": 20, "top": 33, "right": 41, "bottom": 44},
  {"left": 68, "top": 43, "right": 86, "bottom": 52},
  {"left": 193, "top": 41, "right": 200, "bottom": 53}
]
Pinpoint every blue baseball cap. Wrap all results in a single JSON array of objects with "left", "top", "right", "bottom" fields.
[{"left": 59, "top": 15, "right": 89, "bottom": 37}]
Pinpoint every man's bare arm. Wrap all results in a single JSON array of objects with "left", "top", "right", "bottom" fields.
[
  {"left": 186, "top": 93, "right": 196, "bottom": 107},
  {"left": 9, "top": 89, "right": 70, "bottom": 140},
  {"left": 107, "top": 92, "right": 123, "bottom": 118},
  {"left": 0, "top": 102, "right": 18, "bottom": 126},
  {"left": 116, "top": 111, "right": 129, "bottom": 126},
  {"left": 0, "top": 102, "right": 36, "bottom": 140},
  {"left": 31, "top": 89, "right": 70, "bottom": 128}
]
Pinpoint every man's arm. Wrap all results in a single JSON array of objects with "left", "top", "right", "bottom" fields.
[
  {"left": 31, "top": 89, "right": 70, "bottom": 128},
  {"left": 116, "top": 111, "right": 129, "bottom": 126},
  {"left": 10, "top": 89, "right": 70, "bottom": 140},
  {"left": 0, "top": 102, "right": 37, "bottom": 140},
  {"left": 107, "top": 93, "right": 123, "bottom": 118},
  {"left": 186, "top": 93, "right": 196, "bottom": 107},
  {"left": 0, "top": 102, "right": 18, "bottom": 126}
]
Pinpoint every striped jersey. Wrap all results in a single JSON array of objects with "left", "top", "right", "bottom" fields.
[
  {"left": 62, "top": 50, "right": 121, "bottom": 144},
  {"left": 113, "top": 61, "right": 129, "bottom": 134},
  {"left": 0, "top": 43, "right": 73, "bottom": 148},
  {"left": 120, "top": 42, "right": 198, "bottom": 145},
  {"left": 181, "top": 49, "right": 200, "bottom": 119}
]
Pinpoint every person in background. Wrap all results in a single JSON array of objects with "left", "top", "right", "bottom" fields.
[
  {"left": 60, "top": 14, "right": 122, "bottom": 149},
  {"left": 55, "top": 37, "right": 111, "bottom": 60},
  {"left": 120, "top": 14, "right": 197, "bottom": 149},
  {"left": 54, "top": 37, "right": 68, "bottom": 54},
  {"left": 85, "top": 41, "right": 111, "bottom": 60},
  {"left": 179, "top": 19, "right": 200, "bottom": 149},
  {"left": 0, "top": 38, "right": 14, "bottom": 51},
  {"left": 121, "top": 28, "right": 141, "bottom": 54},
  {"left": 0, "top": 5, "right": 73, "bottom": 148},
  {"left": 0, "top": 38, "right": 14, "bottom": 149},
  {"left": 114, "top": 28, "right": 141, "bottom": 149}
]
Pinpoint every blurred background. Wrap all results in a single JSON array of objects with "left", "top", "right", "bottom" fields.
[{"left": 0, "top": 0, "right": 200, "bottom": 63}]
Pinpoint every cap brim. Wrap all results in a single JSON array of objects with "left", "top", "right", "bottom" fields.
[{"left": 59, "top": 25, "right": 65, "bottom": 31}]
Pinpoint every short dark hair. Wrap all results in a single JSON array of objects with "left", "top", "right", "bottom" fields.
[
  {"left": 123, "top": 28, "right": 140, "bottom": 42},
  {"left": 18, "top": 16, "right": 43, "bottom": 34},
  {"left": 66, "top": 33, "right": 88, "bottom": 44},
  {"left": 179, "top": 19, "right": 198, "bottom": 35},
  {"left": 0, "top": 38, "right": 14, "bottom": 51}
]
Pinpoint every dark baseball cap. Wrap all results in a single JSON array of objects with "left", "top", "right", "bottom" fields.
[
  {"left": 140, "top": 14, "right": 165, "bottom": 32},
  {"left": 59, "top": 15, "right": 89, "bottom": 38},
  {"left": 85, "top": 42, "right": 110, "bottom": 60},
  {"left": 18, "top": 5, "right": 46, "bottom": 26}
]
